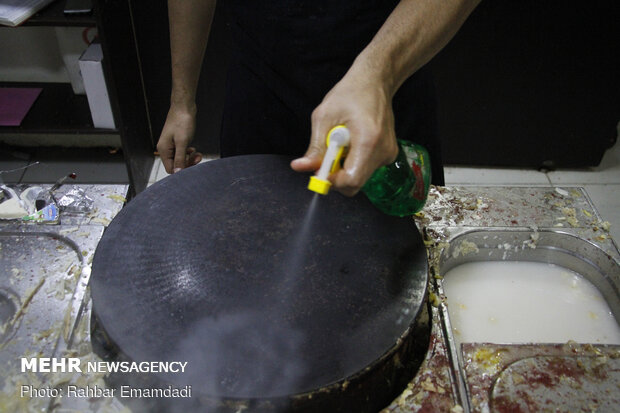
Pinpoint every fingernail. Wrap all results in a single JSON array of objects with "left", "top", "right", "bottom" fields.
[{"left": 173, "top": 168, "right": 182, "bottom": 173}]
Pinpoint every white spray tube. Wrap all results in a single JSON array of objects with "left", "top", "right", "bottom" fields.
[{"left": 307, "top": 125, "right": 350, "bottom": 195}]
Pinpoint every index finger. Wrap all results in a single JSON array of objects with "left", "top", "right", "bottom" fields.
[
  {"left": 172, "top": 140, "right": 189, "bottom": 173},
  {"left": 157, "top": 139, "right": 176, "bottom": 174}
]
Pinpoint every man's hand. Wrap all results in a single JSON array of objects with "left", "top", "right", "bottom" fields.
[
  {"left": 290, "top": 68, "right": 398, "bottom": 197},
  {"left": 291, "top": 0, "right": 480, "bottom": 196},
  {"left": 157, "top": 105, "right": 203, "bottom": 173},
  {"left": 158, "top": 0, "right": 216, "bottom": 174}
]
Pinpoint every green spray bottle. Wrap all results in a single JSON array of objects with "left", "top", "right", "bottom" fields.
[{"left": 307, "top": 125, "right": 431, "bottom": 217}]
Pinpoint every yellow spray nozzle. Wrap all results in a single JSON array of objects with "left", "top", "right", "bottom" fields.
[
  {"left": 307, "top": 125, "right": 351, "bottom": 195},
  {"left": 308, "top": 175, "right": 332, "bottom": 195}
]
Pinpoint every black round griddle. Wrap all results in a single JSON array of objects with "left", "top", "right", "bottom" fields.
[{"left": 90, "top": 155, "right": 429, "bottom": 412}]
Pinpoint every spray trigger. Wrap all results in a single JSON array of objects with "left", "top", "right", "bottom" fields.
[{"left": 307, "top": 125, "right": 351, "bottom": 195}]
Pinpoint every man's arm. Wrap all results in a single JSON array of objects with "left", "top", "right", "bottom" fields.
[
  {"left": 291, "top": 0, "right": 480, "bottom": 195},
  {"left": 157, "top": 0, "right": 217, "bottom": 173}
]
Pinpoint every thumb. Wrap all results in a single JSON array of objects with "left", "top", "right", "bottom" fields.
[
  {"left": 290, "top": 120, "right": 329, "bottom": 172},
  {"left": 290, "top": 140, "right": 325, "bottom": 172}
]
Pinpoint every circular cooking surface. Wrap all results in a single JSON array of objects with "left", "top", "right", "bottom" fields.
[{"left": 91, "top": 155, "right": 427, "bottom": 400}]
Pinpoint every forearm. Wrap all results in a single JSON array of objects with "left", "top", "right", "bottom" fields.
[
  {"left": 351, "top": 0, "right": 480, "bottom": 98},
  {"left": 168, "top": 0, "right": 216, "bottom": 109}
]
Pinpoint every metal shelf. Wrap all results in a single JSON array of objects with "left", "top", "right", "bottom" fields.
[
  {"left": 0, "top": 82, "right": 116, "bottom": 134},
  {"left": 24, "top": 0, "right": 96, "bottom": 27}
]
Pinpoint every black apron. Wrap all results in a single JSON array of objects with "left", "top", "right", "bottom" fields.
[{"left": 219, "top": 0, "right": 445, "bottom": 185}]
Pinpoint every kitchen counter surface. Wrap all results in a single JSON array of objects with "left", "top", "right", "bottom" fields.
[{"left": 382, "top": 186, "right": 619, "bottom": 413}]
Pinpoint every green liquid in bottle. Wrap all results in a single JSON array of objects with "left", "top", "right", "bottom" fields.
[{"left": 361, "top": 140, "right": 431, "bottom": 217}]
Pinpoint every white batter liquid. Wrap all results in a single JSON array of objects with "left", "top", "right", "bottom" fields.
[{"left": 442, "top": 261, "right": 620, "bottom": 345}]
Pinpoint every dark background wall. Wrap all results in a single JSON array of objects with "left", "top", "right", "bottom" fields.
[
  {"left": 427, "top": 0, "right": 619, "bottom": 168},
  {"left": 132, "top": 1, "right": 619, "bottom": 168},
  {"left": 130, "top": 0, "right": 229, "bottom": 154}
]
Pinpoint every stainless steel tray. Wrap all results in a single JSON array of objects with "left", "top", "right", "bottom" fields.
[{"left": 433, "top": 227, "right": 620, "bottom": 413}]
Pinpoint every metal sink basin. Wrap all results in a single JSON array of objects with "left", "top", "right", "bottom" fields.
[
  {"left": 433, "top": 228, "right": 620, "bottom": 412},
  {"left": 438, "top": 228, "right": 620, "bottom": 324},
  {"left": 0, "top": 226, "right": 103, "bottom": 388},
  {"left": 0, "top": 184, "right": 128, "bottom": 412}
]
